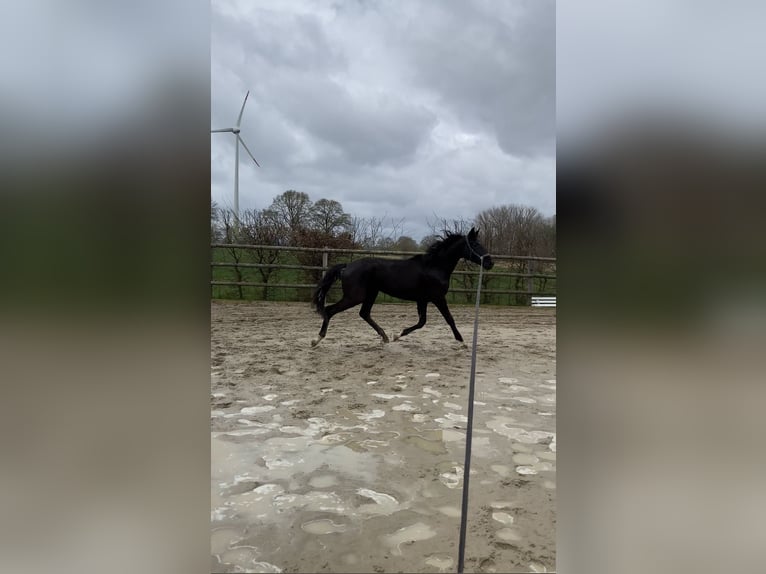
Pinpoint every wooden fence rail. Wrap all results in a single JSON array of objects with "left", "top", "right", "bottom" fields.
[
  {"left": 211, "top": 243, "right": 556, "bottom": 261},
  {"left": 211, "top": 244, "right": 556, "bottom": 306}
]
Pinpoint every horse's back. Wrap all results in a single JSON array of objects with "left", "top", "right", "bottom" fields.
[{"left": 343, "top": 257, "right": 443, "bottom": 301}]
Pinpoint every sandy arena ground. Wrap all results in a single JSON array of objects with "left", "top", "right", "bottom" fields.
[{"left": 211, "top": 300, "right": 556, "bottom": 573}]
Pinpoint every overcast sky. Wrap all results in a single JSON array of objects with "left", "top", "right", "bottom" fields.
[{"left": 211, "top": 0, "right": 555, "bottom": 241}]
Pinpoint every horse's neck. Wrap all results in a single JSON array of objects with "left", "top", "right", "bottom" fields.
[{"left": 431, "top": 244, "right": 463, "bottom": 275}]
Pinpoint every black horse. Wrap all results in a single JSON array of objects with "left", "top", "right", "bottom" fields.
[{"left": 311, "top": 227, "right": 493, "bottom": 346}]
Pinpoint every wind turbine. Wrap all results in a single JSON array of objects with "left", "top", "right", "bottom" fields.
[{"left": 211, "top": 91, "right": 260, "bottom": 221}]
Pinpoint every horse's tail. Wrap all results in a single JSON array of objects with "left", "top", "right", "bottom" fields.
[{"left": 311, "top": 263, "right": 346, "bottom": 317}]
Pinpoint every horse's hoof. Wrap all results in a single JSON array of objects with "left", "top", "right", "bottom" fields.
[
  {"left": 393, "top": 334, "right": 400, "bottom": 341},
  {"left": 311, "top": 338, "right": 321, "bottom": 347}
]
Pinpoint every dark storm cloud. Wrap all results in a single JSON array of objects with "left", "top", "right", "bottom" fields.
[
  {"left": 268, "top": 73, "right": 437, "bottom": 166},
  {"left": 211, "top": 0, "right": 556, "bottom": 239},
  {"left": 393, "top": 0, "right": 556, "bottom": 156}
]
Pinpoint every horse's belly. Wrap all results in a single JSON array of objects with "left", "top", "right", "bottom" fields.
[{"left": 379, "top": 278, "right": 444, "bottom": 301}]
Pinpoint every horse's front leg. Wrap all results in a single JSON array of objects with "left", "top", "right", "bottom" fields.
[{"left": 433, "top": 297, "right": 463, "bottom": 342}]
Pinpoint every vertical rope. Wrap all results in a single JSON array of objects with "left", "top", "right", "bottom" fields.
[{"left": 457, "top": 253, "right": 485, "bottom": 574}]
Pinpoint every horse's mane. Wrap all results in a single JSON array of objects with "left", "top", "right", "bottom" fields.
[{"left": 424, "top": 231, "right": 465, "bottom": 256}]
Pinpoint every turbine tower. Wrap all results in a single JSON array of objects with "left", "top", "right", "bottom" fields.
[{"left": 211, "top": 91, "right": 260, "bottom": 221}]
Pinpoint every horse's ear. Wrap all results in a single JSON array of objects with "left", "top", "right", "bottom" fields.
[{"left": 468, "top": 227, "right": 478, "bottom": 239}]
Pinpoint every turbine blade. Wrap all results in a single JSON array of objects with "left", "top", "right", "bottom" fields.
[
  {"left": 236, "top": 91, "right": 250, "bottom": 127},
  {"left": 238, "top": 135, "right": 261, "bottom": 167},
  {"left": 211, "top": 128, "right": 235, "bottom": 133}
]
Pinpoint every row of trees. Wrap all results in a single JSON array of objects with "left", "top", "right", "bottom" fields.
[{"left": 211, "top": 190, "right": 555, "bottom": 256}]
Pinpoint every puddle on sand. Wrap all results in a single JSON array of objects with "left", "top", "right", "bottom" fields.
[
  {"left": 356, "top": 488, "right": 400, "bottom": 515},
  {"left": 437, "top": 506, "right": 461, "bottom": 518},
  {"left": 382, "top": 522, "right": 437, "bottom": 555},
  {"left": 218, "top": 547, "right": 282, "bottom": 573},
  {"left": 512, "top": 453, "right": 539, "bottom": 465},
  {"left": 280, "top": 399, "right": 300, "bottom": 406},
  {"left": 316, "top": 432, "right": 352, "bottom": 445},
  {"left": 424, "top": 372, "right": 441, "bottom": 378},
  {"left": 513, "top": 397, "right": 537, "bottom": 404},
  {"left": 221, "top": 428, "right": 271, "bottom": 438},
  {"left": 438, "top": 466, "right": 464, "bottom": 489},
  {"left": 357, "top": 409, "right": 386, "bottom": 422},
  {"left": 212, "top": 434, "right": 379, "bottom": 505},
  {"left": 486, "top": 417, "right": 555, "bottom": 444},
  {"left": 469, "top": 436, "right": 494, "bottom": 457},
  {"left": 301, "top": 518, "right": 347, "bottom": 534},
  {"left": 496, "top": 528, "right": 522, "bottom": 542},
  {"left": 342, "top": 553, "right": 358, "bottom": 565},
  {"left": 211, "top": 527, "right": 243, "bottom": 555},
  {"left": 404, "top": 434, "right": 448, "bottom": 455},
  {"left": 240, "top": 405, "right": 276, "bottom": 415},
  {"left": 273, "top": 491, "right": 347, "bottom": 514},
  {"left": 308, "top": 474, "right": 337, "bottom": 488},
  {"left": 434, "top": 412, "right": 468, "bottom": 428},
  {"left": 372, "top": 393, "right": 414, "bottom": 400},
  {"left": 425, "top": 555, "right": 455, "bottom": 572},
  {"left": 392, "top": 403, "right": 417, "bottom": 411},
  {"left": 441, "top": 429, "right": 465, "bottom": 442},
  {"left": 490, "top": 464, "right": 511, "bottom": 477},
  {"left": 492, "top": 512, "right": 515, "bottom": 525}
]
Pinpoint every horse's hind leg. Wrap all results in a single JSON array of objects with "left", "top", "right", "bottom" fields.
[
  {"left": 394, "top": 300, "right": 427, "bottom": 340},
  {"left": 312, "top": 296, "right": 359, "bottom": 347},
  {"left": 359, "top": 292, "right": 389, "bottom": 343}
]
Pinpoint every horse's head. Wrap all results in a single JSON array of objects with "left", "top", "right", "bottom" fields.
[{"left": 464, "top": 227, "right": 494, "bottom": 270}]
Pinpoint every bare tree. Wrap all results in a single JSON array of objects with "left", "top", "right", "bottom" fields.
[
  {"left": 211, "top": 200, "right": 223, "bottom": 242},
  {"left": 393, "top": 235, "right": 419, "bottom": 252},
  {"left": 293, "top": 227, "right": 356, "bottom": 301},
  {"left": 218, "top": 209, "right": 247, "bottom": 299},
  {"left": 348, "top": 215, "right": 405, "bottom": 249},
  {"left": 474, "top": 204, "right": 556, "bottom": 304},
  {"left": 265, "top": 190, "right": 313, "bottom": 244},
  {"left": 474, "top": 205, "right": 554, "bottom": 256},
  {"left": 418, "top": 234, "right": 439, "bottom": 250},
  {"left": 238, "top": 209, "right": 284, "bottom": 299},
  {"left": 426, "top": 214, "right": 474, "bottom": 237},
  {"left": 310, "top": 198, "right": 351, "bottom": 236}
]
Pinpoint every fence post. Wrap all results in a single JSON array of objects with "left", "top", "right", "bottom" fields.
[
  {"left": 526, "top": 259, "right": 535, "bottom": 305},
  {"left": 322, "top": 248, "right": 329, "bottom": 278}
]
